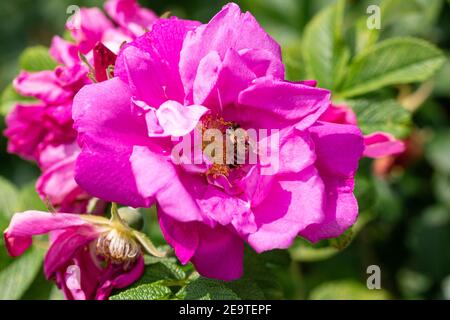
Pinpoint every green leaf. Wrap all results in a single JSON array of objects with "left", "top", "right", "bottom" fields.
[
  {"left": 222, "top": 278, "right": 265, "bottom": 300},
  {"left": 329, "top": 227, "right": 353, "bottom": 250},
  {"left": 19, "top": 45, "right": 57, "bottom": 72},
  {"left": 351, "top": 0, "right": 422, "bottom": 55},
  {"left": 283, "top": 42, "right": 307, "bottom": 82},
  {"left": 49, "top": 285, "right": 65, "bottom": 300},
  {"left": 240, "top": 248, "right": 290, "bottom": 299},
  {"left": 427, "top": 130, "right": 450, "bottom": 174},
  {"left": 0, "top": 247, "right": 44, "bottom": 300},
  {"left": 137, "top": 259, "right": 186, "bottom": 285},
  {"left": 289, "top": 239, "right": 340, "bottom": 262},
  {"left": 434, "top": 56, "right": 450, "bottom": 97},
  {"left": 109, "top": 283, "right": 172, "bottom": 300},
  {"left": 309, "top": 280, "right": 391, "bottom": 300},
  {"left": 346, "top": 99, "right": 412, "bottom": 138},
  {"left": 339, "top": 37, "right": 445, "bottom": 97},
  {"left": 354, "top": 170, "right": 376, "bottom": 212},
  {"left": 16, "top": 181, "right": 47, "bottom": 212},
  {"left": 433, "top": 173, "right": 450, "bottom": 209},
  {"left": 407, "top": 206, "right": 450, "bottom": 280},
  {"left": 0, "top": 84, "right": 37, "bottom": 116},
  {"left": 178, "top": 278, "right": 240, "bottom": 300},
  {"left": 0, "top": 176, "right": 19, "bottom": 227},
  {"left": 302, "top": 0, "right": 350, "bottom": 90}
]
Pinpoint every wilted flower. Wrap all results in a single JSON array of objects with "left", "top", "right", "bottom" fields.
[{"left": 3, "top": 204, "right": 164, "bottom": 300}]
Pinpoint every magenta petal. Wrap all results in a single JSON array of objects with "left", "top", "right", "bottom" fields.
[
  {"left": 155, "top": 100, "right": 209, "bottom": 137},
  {"left": 309, "top": 122, "right": 364, "bottom": 177},
  {"left": 4, "top": 211, "right": 92, "bottom": 257},
  {"left": 36, "top": 147, "right": 87, "bottom": 208},
  {"left": 180, "top": 3, "right": 281, "bottom": 100},
  {"left": 258, "top": 127, "right": 316, "bottom": 175},
  {"left": 110, "top": 256, "right": 145, "bottom": 288},
  {"left": 197, "top": 185, "right": 251, "bottom": 228},
  {"left": 192, "top": 51, "right": 222, "bottom": 106},
  {"left": 50, "top": 36, "right": 79, "bottom": 67},
  {"left": 191, "top": 224, "right": 244, "bottom": 281},
  {"left": 73, "top": 77, "right": 148, "bottom": 146},
  {"left": 238, "top": 48, "right": 285, "bottom": 79},
  {"left": 115, "top": 18, "right": 200, "bottom": 105},
  {"left": 95, "top": 256, "right": 145, "bottom": 300},
  {"left": 4, "top": 103, "right": 48, "bottom": 161},
  {"left": 248, "top": 167, "right": 325, "bottom": 252},
  {"left": 13, "top": 71, "right": 72, "bottom": 104},
  {"left": 158, "top": 212, "right": 199, "bottom": 264},
  {"left": 67, "top": 8, "right": 113, "bottom": 54},
  {"left": 75, "top": 140, "right": 149, "bottom": 208},
  {"left": 44, "top": 227, "right": 98, "bottom": 278},
  {"left": 130, "top": 146, "right": 204, "bottom": 222},
  {"left": 363, "top": 132, "right": 405, "bottom": 158},
  {"left": 300, "top": 176, "right": 358, "bottom": 242},
  {"left": 298, "top": 80, "right": 318, "bottom": 87},
  {"left": 194, "top": 48, "right": 256, "bottom": 108},
  {"left": 319, "top": 104, "right": 358, "bottom": 125},
  {"left": 105, "top": 0, "right": 157, "bottom": 36},
  {"left": 73, "top": 78, "right": 152, "bottom": 207},
  {"left": 234, "top": 78, "right": 331, "bottom": 130},
  {"left": 116, "top": 45, "right": 170, "bottom": 107}
]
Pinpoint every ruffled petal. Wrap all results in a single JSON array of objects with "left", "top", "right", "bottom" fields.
[
  {"left": 191, "top": 224, "right": 244, "bottom": 281},
  {"left": 73, "top": 77, "right": 148, "bottom": 145},
  {"left": 95, "top": 256, "right": 145, "bottom": 300},
  {"left": 180, "top": 3, "right": 281, "bottom": 101},
  {"left": 4, "top": 211, "right": 94, "bottom": 257},
  {"left": 36, "top": 148, "right": 88, "bottom": 210},
  {"left": 104, "top": 0, "right": 157, "bottom": 36},
  {"left": 4, "top": 103, "right": 48, "bottom": 161},
  {"left": 193, "top": 48, "right": 256, "bottom": 108},
  {"left": 13, "top": 71, "right": 72, "bottom": 104},
  {"left": 115, "top": 18, "right": 200, "bottom": 106},
  {"left": 50, "top": 36, "right": 79, "bottom": 67},
  {"left": 67, "top": 8, "right": 113, "bottom": 54},
  {"left": 155, "top": 100, "right": 208, "bottom": 137},
  {"left": 196, "top": 185, "right": 252, "bottom": 230},
  {"left": 130, "top": 146, "right": 204, "bottom": 222},
  {"left": 248, "top": 167, "right": 325, "bottom": 252},
  {"left": 299, "top": 176, "right": 358, "bottom": 242},
  {"left": 319, "top": 103, "right": 358, "bottom": 125},
  {"left": 258, "top": 126, "right": 316, "bottom": 175},
  {"left": 44, "top": 227, "right": 98, "bottom": 278},
  {"left": 309, "top": 122, "right": 364, "bottom": 177},
  {"left": 73, "top": 78, "right": 153, "bottom": 207},
  {"left": 230, "top": 78, "right": 330, "bottom": 130},
  {"left": 363, "top": 132, "right": 405, "bottom": 158},
  {"left": 238, "top": 48, "right": 284, "bottom": 79},
  {"left": 158, "top": 212, "right": 199, "bottom": 264}
]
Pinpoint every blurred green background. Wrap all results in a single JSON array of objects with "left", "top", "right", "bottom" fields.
[{"left": 0, "top": 0, "right": 449, "bottom": 300}]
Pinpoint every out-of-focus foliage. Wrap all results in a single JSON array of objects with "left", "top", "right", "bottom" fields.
[{"left": 0, "top": 0, "right": 449, "bottom": 300}]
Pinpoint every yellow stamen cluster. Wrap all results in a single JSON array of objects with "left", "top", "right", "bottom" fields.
[{"left": 201, "top": 115, "right": 244, "bottom": 178}]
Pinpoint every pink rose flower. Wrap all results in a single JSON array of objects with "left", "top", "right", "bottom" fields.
[
  {"left": 73, "top": 3, "right": 365, "bottom": 280},
  {"left": 4, "top": 0, "right": 157, "bottom": 211},
  {"left": 3, "top": 205, "right": 163, "bottom": 300},
  {"left": 320, "top": 104, "right": 405, "bottom": 158}
]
